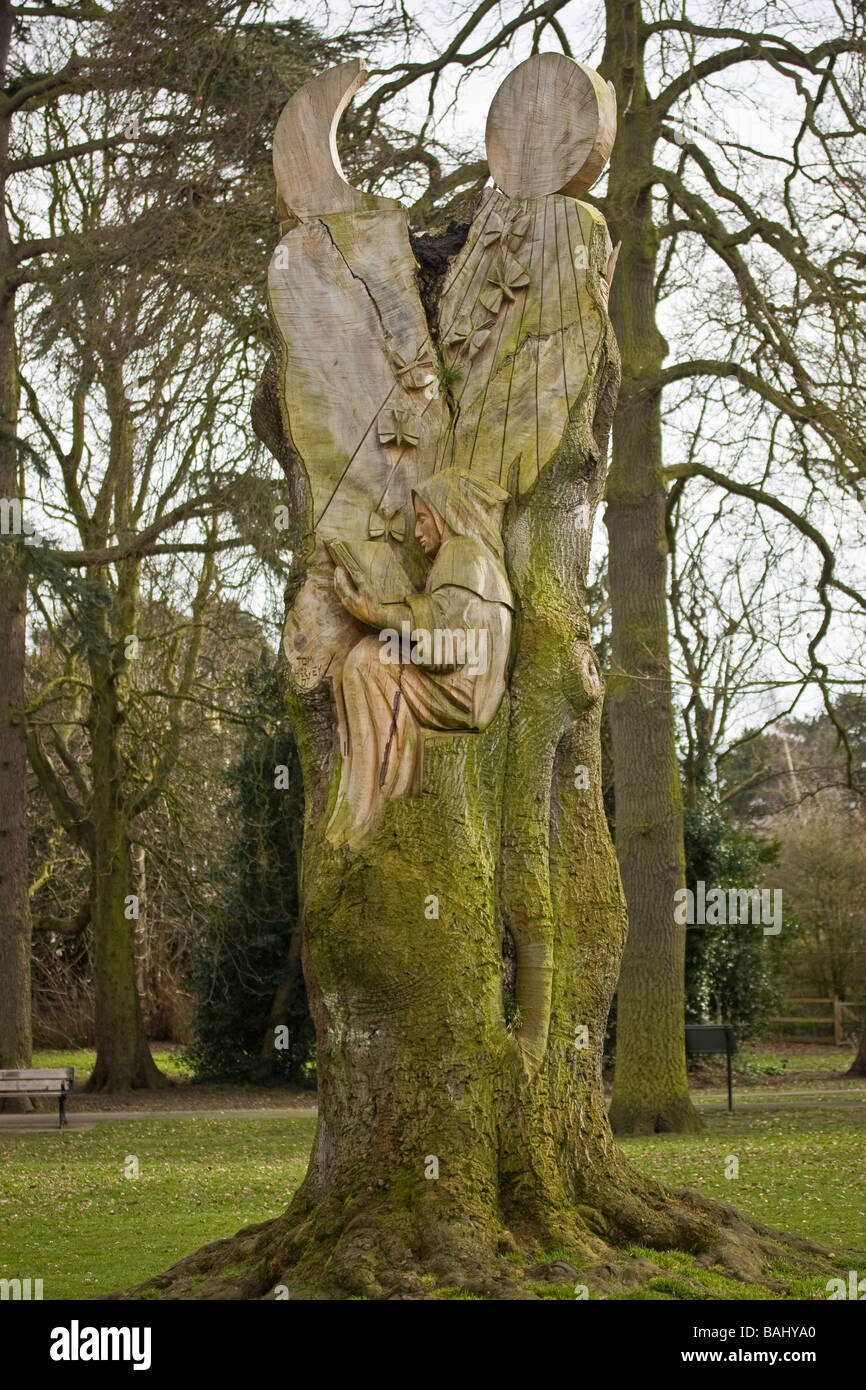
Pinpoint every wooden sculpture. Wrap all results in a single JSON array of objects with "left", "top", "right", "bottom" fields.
[{"left": 247, "top": 50, "right": 630, "bottom": 1297}]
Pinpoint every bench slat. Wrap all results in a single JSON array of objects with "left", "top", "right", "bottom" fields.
[
  {"left": 0, "top": 1079, "right": 71, "bottom": 1093},
  {"left": 0, "top": 1068, "right": 74, "bottom": 1080}
]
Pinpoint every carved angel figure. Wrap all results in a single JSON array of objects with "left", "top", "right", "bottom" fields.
[{"left": 326, "top": 469, "right": 513, "bottom": 848}]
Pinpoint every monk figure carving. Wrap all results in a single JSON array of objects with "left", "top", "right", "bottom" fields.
[{"left": 326, "top": 469, "right": 513, "bottom": 848}]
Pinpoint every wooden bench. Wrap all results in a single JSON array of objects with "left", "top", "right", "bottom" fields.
[{"left": 0, "top": 1068, "right": 74, "bottom": 1127}]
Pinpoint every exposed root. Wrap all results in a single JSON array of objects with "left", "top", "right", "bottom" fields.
[{"left": 108, "top": 1177, "right": 857, "bottom": 1302}]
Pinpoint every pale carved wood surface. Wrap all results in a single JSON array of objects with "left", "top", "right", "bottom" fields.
[
  {"left": 268, "top": 209, "right": 444, "bottom": 547},
  {"left": 272, "top": 59, "right": 395, "bottom": 224},
  {"left": 436, "top": 186, "right": 612, "bottom": 496},
  {"left": 485, "top": 53, "right": 617, "bottom": 201},
  {"left": 267, "top": 53, "right": 616, "bottom": 708}
]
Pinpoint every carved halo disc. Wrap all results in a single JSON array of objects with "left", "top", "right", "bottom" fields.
[{"left": 485, "top": 52, "right": 617, "bottom": 200}]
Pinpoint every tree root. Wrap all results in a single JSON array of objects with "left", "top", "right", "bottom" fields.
[{"left": 107, "top": 1174, "right": 858, "bottom": 1302}]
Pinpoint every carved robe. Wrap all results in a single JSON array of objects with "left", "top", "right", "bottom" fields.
[{"left": 326, "top": 471, "right": 513, "bottom": 848}]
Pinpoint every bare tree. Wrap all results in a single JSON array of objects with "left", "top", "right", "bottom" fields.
[
  {"left": 4, "top": 0, "right": 358, "bottom": 1087},
  {"left": 0, "top": 0, "right": 267, "bottom": 1085},
  {"left": 291, "top": 0, "right": 866, "bottom": 1135}
]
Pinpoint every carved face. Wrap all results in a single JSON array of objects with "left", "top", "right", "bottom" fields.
[{"left": 413, "top": 498, "right": 442, "bottom": 559}]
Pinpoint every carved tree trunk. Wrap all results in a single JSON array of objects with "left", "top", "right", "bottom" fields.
[
  {"left": 122, "top": 54, "right": 830, "bottom": 1301},
  {"left": 275, "top": 432, "right": 641, "bottom": 1296}
]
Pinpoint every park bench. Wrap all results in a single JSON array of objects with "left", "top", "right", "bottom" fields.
[
  {"left": 0, "top": 1068, "right": 74, "bottom": 1128},
  {"left": 685, "top": 1024, "right": 737, "bottom": 1112}
]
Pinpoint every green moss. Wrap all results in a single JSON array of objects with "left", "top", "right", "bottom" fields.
[
  {"left": 389, "top": 1171, "right": 420, "bottom": 1211},
  {"left": 620, "top": 1246, "right": 832, "bottom": 1301},
  {"left": 523, "top": 1281, "right": 576, "bottom": 1300},
  {"left": 439, "top": 363, "right": 461, "bottom": 392},
  {"left": 617, "top": 1288, "right": 677, "bottom": 1300},
  {"left": 503, "top": 999, "right": 523, "bottom": 1033},
  {"left": 647, "top": 1276, "right": 707, "bottom": 1298}
]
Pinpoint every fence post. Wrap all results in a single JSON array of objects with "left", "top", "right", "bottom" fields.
[{"left": 833, "top": 996, "right": 842, "bottom": 1046}]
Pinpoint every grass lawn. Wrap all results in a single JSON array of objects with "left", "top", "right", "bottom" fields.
[
  {"left": 685, "top": 1042, "right": 861, "bottom": 1091},
  {"left": 32, "top": 1047, "right": 191, "bottom": 1084},
  {"left": 27, "top": 1049, "right": 314, "bottom": 1112},
  {"left": 1, "top": 1100, "right": 864, "bottom": 1300},
  {"left": 736, "top": 1044, "right": 856, "bottom": 1076},
  {"left": 0, "top": 1115, "right": 315, "bottom": 1299},
  {"left": 620, "top": 1104, "right": 866, "bottom": 1251}
]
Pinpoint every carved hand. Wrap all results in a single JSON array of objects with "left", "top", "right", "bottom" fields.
[{"left": 334, "top": 566, "right": 379, "bottom": 626}]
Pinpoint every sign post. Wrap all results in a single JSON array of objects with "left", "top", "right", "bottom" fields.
[{"left": 685, "top": 1024, "right": 737, "bottom": 1112}]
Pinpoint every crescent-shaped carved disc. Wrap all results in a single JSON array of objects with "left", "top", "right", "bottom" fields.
[{"left": 273, "top": 58, "right": 393, "bottom": 221}]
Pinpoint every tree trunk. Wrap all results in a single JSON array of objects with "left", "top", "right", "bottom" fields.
[
  {"left": 602, "top": 0, "right": 700, "bottom": 1135},
  {"left": 85, "top": 653, "right": 165, "bottom": 1092},
  {"left": 116, "top": 55, "right": 833, "bottom": 1301},
  {"left": 281, "top": 442, "right": 646, "bottom": 1293},
  {"left": 84, "top": 363, "right": 165, "bottom": 1090},
  {"left": 115, "top": 346, "right": 827, "bottom": 1296},
  {"left": 848, "top": 1021, "right": 866, "bottom": 1078},
  {"left": 127, "top": 347, "right": 720, "bottom": 1299},
  {"left": 0, "top": 0, "right": 33, "bottom": 1100}
]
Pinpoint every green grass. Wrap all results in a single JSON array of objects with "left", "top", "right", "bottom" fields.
[
  {"left": 32, "top": 1042, "right": 861, "bottom": 1094},
  {"left": 734, "top": 1045, "right": 858, "bottom": 1080},
  {"left": 612, "top": 1247, "right": 835, "bottom": 1301},
  {"left": 1, "top": 1101, "right": 863, "bottom": 1300},
  {"left": 683, "top": 1043, "right": 859, "bottom": 1089},
  {"left": 32, "top": 1048, "right": 191, "bottom": 1083},
  {"left": 0, "top": 1115, "right": 315, "bottom": 1299},
  {"left": 620, "top": 1104, "right": 866, "bottom": 1251}
]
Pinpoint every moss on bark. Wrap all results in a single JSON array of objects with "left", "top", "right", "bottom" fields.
[
  {"left": 114, "top": 127, "right": 841, "bottom": 1299},
  {"left": 84, "top": 605, "right": 167, "bottom": 1094},
  {"left": 601, "top": 0, "right": 700, "bottom": 1136}
]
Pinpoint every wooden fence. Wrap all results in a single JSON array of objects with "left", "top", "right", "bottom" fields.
[{"left": 768, "top": 997, "right": 865, "bottom": 1045}]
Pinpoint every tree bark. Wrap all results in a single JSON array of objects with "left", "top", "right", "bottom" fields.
[
  {"left": 82, "top": 354, "right": 167, "bottom": 1091},
  {"left": 601, "top": 0, "right": 700, "bottom": 1135},
  {"left": 848, "top": 1021, "right": 866, "bottom": 1078},
  {"left": 84, "top": 627, "right": 165, "bottom": 1093},
  {"left": 0, "top": 0, "right": 33, "bottom": 1098},
  {"left": 113, "top": 222, "right": 797, "bottom": 1300}
]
